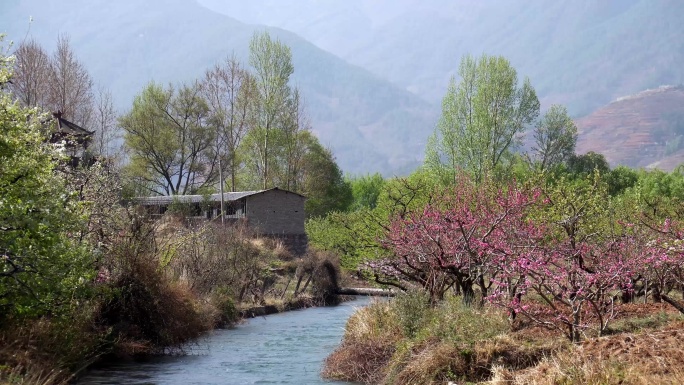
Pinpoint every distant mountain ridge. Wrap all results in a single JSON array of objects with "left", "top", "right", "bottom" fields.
[
  {"left": 576, "top": 85, "right": 684, "bottom": 170},
  {"left": 199, "top": 0, "right": 684, "bottom": 117},
  {"left": 2, "top": 0, "right": 683, "bottom": 175}
]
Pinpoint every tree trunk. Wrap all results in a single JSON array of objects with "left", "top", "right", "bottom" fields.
[
  {"left": 460, "top": 278, "right": 475, "bottom": 306},
  {"left": 662, "top": 294, "right": 684, "bottom": 314}
]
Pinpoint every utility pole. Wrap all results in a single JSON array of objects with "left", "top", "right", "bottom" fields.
[{"left": 217, "top": 130, "right": 225, "bottom": 224}]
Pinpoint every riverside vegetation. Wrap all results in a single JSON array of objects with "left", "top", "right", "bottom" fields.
[
  {"left": 0, "top": 156, "right": 344, "bottom": 384},
  {"left": 0, "top": 33, "right": 346, "bottom": 384},
  {"left": 0, "top": 157, "right": 343, "bottom": 384},
  {"left": 312, "top": 55, "right": 684, "bottom": 384},
  {"left": 320, "top": 168, "right": 684, "bottom": 384}
]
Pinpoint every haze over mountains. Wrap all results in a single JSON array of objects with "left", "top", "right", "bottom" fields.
[
  {"left": 199, "top": 0, "right": 684, "bottom": 115},
  {"left": 2, "top": 0, "right": 684, "bottom": 174},
  {"left": 0, "top": 0, "right": 435, "bottom": 175}
]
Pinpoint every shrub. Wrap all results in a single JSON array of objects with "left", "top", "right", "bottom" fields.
[
  {"left": 311, "top": 252, "right": 342, "bottom": 305},
  {"left": 392, "top": 290, "right": 431, "bottom": 339},
  {"left": 100, "top": 254, "right": 211, "bottom": 353},
  {"left": 322, "top": 300, "right": 401, "bottom": 384},
  {"left": 210, "top": 287, "right": 239, "bottom": 328},
  {"left": 292, "top": 249, "right": 342, "bottom": 304},
  {"left": 97, "top": 215, "right": 212, "bottom": 354},
  {"left": 167, "top": 223, "right": 282, "bottom": 304},
  {"left": 416, "top": 296, "right": 509, "bottom": 345}
]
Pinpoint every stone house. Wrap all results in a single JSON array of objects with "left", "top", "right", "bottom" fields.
[
  {"left": 135, "top": 188, "right": 307, "bottom": 254},
  {"left": 49, "top": 111, "right": 95, "bottom": 167}
]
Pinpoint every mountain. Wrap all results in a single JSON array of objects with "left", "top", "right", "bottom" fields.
[
  {"left": 576, "top": 86, "right": 684, "bottom": 170},
  {"left": 198, "top": 0, "right": 684, "bottom": 117},
  {"left": 3, "top": 0, "right": 683, "bottom": 175},
  {"left": 0, "top": 0, "right": 437, "bottom": 175}
]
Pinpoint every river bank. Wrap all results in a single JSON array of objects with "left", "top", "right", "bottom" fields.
[
  {"left": 322, "top": 293, "right": 684, "bottom": 385},
  {"left": 0, "top": 213, "right": 348, "bottom": 385},
  {"left": 76, "top": 297, "right": 372, "bottom": 385}
]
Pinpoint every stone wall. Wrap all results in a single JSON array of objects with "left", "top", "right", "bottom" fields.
[
  {"left": 268, "top": 233, "right": 309, "bottom": 256},
  {"left": 246, "top": 189, "right": 306, "bottom": 235}
]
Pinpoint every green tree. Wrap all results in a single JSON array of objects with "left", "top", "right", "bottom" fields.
[
  {"left": 605, "top": 165, "right": 639, "bottom": 196},
  {"left": 120, "top": 81, "right": 217, "bottom": 195},
  {"left": 0, "top": 38, "right": 91, "bottom": 320},
  {"left": 348, "top": 173, "right": 385, "bottom": 211},
  {"left": 299, "top": 133, "right": 352, "bottom": 217},
  {"left": 249, "top": 31, "right": 294, "bottom": 189},
  {"left": 633, "top": 167, "right": 684, "bottom": 218},
  {"left": 426, "top": 54, "right": 539, "bottom": 183},
  {"left": 531, "top": 104, "right": 578, "bottom": 171},
  {"left": 307, "top": 170, "right": 440, "bottom": 270},
  {"left": 567, "top": 151, "right": 610, "bottom": 177}
]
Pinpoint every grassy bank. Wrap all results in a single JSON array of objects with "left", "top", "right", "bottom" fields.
[{"left": 323, "top": 292, "right": 684, "bottom": 384}]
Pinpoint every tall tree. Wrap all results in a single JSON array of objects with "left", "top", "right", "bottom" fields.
[
  {"left": 91, "top": 85, "right": 119, "bottom": 157},
  {"left": 249, "top": 31, "right": 294, "bottom": 189},
  {"left": 9, "top": 39, "right": 51, "bottom": 108},
  {"left": 426, "top": 54, "right": 540, "bottom": 183},
  {"left": 278, "top": 87, "right": 310, "bottom": 191},
  {"left": 530, "top": 104, "right": 578, "bottom": 171},
  {"left": 47, "top": 35, "right": 94, "bottom": 127},
  {"left": 120, "top": 81, "right": 216, "bottom": 195},
  {"left": 567, "top": 151, "right": 610, "bottom": 176},
  {"left": 10, "top": 36, "right": 98, "bottom": 130},
  {"left": 298, "top": 132, "right": 353, "bottom": 217},
  {"left": 202, "top": 56, "right": 257, "bottom": 192},
  {"left": 0, "top": 38, "right": 91, "bottom": 319}
]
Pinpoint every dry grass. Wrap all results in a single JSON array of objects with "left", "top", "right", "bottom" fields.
[
  {"left": 385, "top": 331, "right": 567, "bottom": 385},
  {"left": 322, "top": 300, "right": 402, "bottom": 384},
  {"left": 322, "top": 296, "right": 567, "bottom": 385},
  {"left": 491, "top": 320, "right": 684, "bottom": 384},
  {"left": 324, "top": 295, "right": 684, "bottom": 385},
  {"left": 0, "top": 364, "right": 67, "bottom": 385},
  {"left": 344, "top": 300, "right": 403, "bottom": 342},
  {"left": 387, "top": 341, "right": 462, "bottom": 385},
  {"left": 0, "top": 307, "right": 105, "bottom": 385},
  {"left": 323, "top": 338, "right": 397, "bottom": 384}
]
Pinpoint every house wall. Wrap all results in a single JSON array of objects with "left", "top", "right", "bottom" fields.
[{"left": 245, "top": 190, "right": 306, "bottom": 235}]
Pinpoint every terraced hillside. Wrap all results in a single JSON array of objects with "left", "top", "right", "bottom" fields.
[{"left": 576, "top": 86, "right": 684, "bottom": 170}]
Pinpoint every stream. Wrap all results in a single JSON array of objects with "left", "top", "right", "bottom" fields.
[{"left": 76, "top": 297, "right": 371, "bottom": 384}]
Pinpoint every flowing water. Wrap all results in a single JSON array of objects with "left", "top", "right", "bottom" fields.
[{"left": 77, "top": 297, "right": 371, "bottom": 385}]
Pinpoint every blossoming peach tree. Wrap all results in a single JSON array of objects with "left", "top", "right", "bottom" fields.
[{"left": 375, "top": 174, "right": 673, "bottom": 342}]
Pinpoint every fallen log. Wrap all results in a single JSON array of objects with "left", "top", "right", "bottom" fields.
[{"left": 336, "top": 287, "right": 396, "bottom": 297}]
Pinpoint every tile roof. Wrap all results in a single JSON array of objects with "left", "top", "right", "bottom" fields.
[
  {"left": 133, "top": 187, "right": 305, "bottom": 205},
  {"left": 53, "top": 112, "right": 94, "bottom": 136}
]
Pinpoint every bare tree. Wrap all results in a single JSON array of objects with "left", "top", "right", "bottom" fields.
[
  {"left": 47, "top": 35, "right": 94, "bottom": 127},
  {"left": 279, "top": 87, "right": 311, "bottom": 191},
  {"left": 10, "top": 39, "right": 51, "bottom": 108},
  {"left": 202, "top": 56, "right": 257, "bottom": 192},
  {"left": 12, "top": 36, "right": 96, "bottom": 129},
  {"left": 91, "top": 85, "right": 120, "bottom": 157}
]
